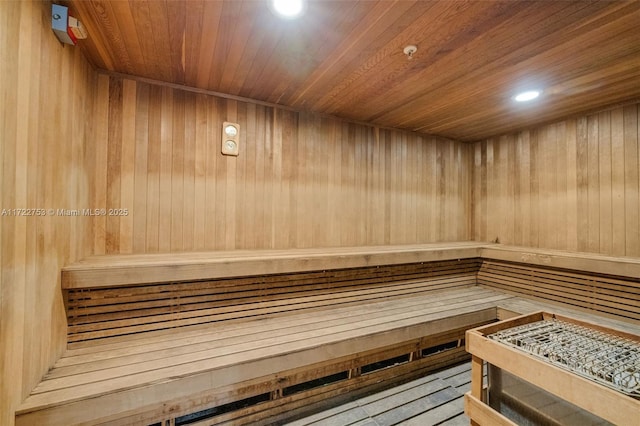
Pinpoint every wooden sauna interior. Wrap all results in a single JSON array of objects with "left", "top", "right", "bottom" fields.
[{"left": 1, "top": 1, "right": 640, "bottom": 425}]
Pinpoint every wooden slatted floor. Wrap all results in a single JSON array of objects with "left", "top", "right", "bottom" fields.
[{"left": 286, "top": 362, "right": 475, "bottom": 426}]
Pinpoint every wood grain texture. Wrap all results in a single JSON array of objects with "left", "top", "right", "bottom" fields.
[
  {"left": 466, "top": 314, "right": 640, "bottom": 426},
  {"left": 17, "top": 287, "right": 504, "bottom": 425},
  {"left": 0, "top": 1, "right": 96, "bottom": 425},
  {"left": 91, "top": 75, "right": 473, "bottom": 254},
  {"left": 472, "top": 103, "right": 640, "bottom": 257},
  {"left": 65, "top": 259, "right": 481, "bottom": 343},
  {"left": 67, "top": 0, "right": 640, "bottom": 141}
]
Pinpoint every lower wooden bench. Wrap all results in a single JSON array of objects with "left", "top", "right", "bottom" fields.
[{"left": 17, "top": 286, "right": 509, "bottom": 426}]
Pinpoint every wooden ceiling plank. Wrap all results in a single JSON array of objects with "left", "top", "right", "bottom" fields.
[
  {"left": 69, "top": 0, "right": 118, "bottom": 70},
  {"left": 165, "top": 0, "right": 188, "bottom": 84},
  {"left": 227, "top": 9, "right": 286, "bottom": 99},
  {"left": 66, "top": 1, "right": 107, "bottom": 70},
  {"left": 217, "top": 1, "right": 258, "bottom": 95},
  {"left": 245, "top": 0, "right": 367, "bottom": 102},
  {"left": 320, "top": 2, "right": 544, "bottom": 120},
  {"left": 395, "top": 11, "right": 640, "bottom": 138},
  {"left": 430, "top": 88, "right": 640, "bottom": 143},
  {"left": 263, "top": 2, "right": 373, "bottom": 105},
  {"left": 193, "top": 0, "right": 223, "bottom": 89},
  {"left": 183, "top": 0, "right": 205, "bottom": 85},
  {"left": 369, "top": 2, "right": 637, "bottom": 137},
  {"left": 285, "top": 0, "right": 415, "bottom": 107},
  {"left": 88, "top": 0, "right": 134, "bottom": 74},
  {"left": 108, "top": 1, "right": 145, "bottom": 71},
  {"left": 364, "top": 0, "right": 600, "bottom": 125},
  {"left": 126, "top": 0, "right": 162, "bottom": 81},
  {"left": 312, "top": 1, "right": 521, "bottom": 114},
  {"left": 227, "top": 8, "right": 281, "bottom": 97},
  {"left": 269, "top": 1, "right": 380, "bottom": 106},
  {"left": 144, "top": 0, "right": 174, "bottom": 83},
  {"left": 206, "top": 0, "right": 244, "bottom": 91},
  {"left": 68, "top": 0, "right": 640, "bottom": 141},
  {"left": 405, "top": 49, "right": 640, "bottom": 136}
]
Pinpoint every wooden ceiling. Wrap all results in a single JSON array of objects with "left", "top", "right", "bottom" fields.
[{"left": 69, "top": 0, "right": 640, "bottom": 141}]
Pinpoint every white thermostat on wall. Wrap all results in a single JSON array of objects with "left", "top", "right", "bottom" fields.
[{"left": 222, "top": 122, "right": 240, "bottom": 156}]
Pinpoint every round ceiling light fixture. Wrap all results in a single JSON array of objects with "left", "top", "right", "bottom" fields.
[
  {"left": 271, "top": 0, "right": 305, "bottom": 19},
  {"left": 514, "top": 90, "right": 541, "bottom": 102}
]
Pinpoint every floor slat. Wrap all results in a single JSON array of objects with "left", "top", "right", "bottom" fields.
[{"left": 286, "top": 362, "right": 475, "bottom": 426}]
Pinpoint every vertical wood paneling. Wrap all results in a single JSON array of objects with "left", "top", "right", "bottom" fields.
[
  {"left": 133, "top": 83, "right": 149, "bottom": 252},
  {"left": 193, "top": 94, "right": 207, "bottom": 250},
  {"left": 587, "top": 115, "right": 600, "bottom": 252},
  {"left": 170, "top": 90, "right": 185, "bottom": 251},
  {"left": 611, "top": 108, "right": 625, "bottom": 256},
  {"left": 106, "top": 77, "right": 123, "bottom": 253},
  {"left": 93, "top": 76, "right": 472, "bottom": 253},
  {"left": 598, "top": 111, "right": 612, "bottom": 254},
  {"left": 565, "top": 120, "right": 578, "bottom": 251},
  {"left": 120, "top": 79, "right": 136, "bottom": 253},
  {"left": 158, "top": 87, "right": 173, "bottom": 252},
  {"left": 576, "top": 117, "right": 589, "bottom": 252},
  {"left": 0, "top": 2, "right": 95, "bottom": 425},
  {"left": 145, "top": 85, "right": 162, "bottom": 252},
  {"left": 624, "top": 106, "right": 639, "bottom": 257},
  {"left": 93, "top": 75, "right": 109, "bottom": 254},
  {"left": 473, "top": 103, "right": 640, "bottom": 257},
  {"left": 186, "top": 93, "right": 198, "bottom": 250},
  {"left": 529, "top": 130, "right": 540, "bottom": 247}
]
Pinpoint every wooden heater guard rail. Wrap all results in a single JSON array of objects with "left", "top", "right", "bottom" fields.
[{"left": 464, "top": 312, "right": 640, "bottom": 426}]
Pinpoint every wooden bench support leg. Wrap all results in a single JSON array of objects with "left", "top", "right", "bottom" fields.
[{"left": 348, "top": 367, "right": 361, "bottom": 379}]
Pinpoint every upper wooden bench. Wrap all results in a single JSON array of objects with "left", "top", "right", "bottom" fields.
[
  {"left": 62, "top": 242, "right": 486, "bottom": 288},
  {"left": 16, "top": 242, "right": 640, "bottom": 426}
]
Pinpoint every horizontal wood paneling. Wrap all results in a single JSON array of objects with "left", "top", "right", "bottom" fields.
[
  {"left": 478, "top": 260, "right": 640, "bottom": 322},
  {"left": 0, "top": 1, "right": 96, "bottom": 425},
  {"left": 91, "top": 75, "right": 472, "bottom": 254},
  {"left": 472, "top": 103, "right": 640, "bottom": 257}
]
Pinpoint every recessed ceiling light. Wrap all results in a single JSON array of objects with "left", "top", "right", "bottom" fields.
[
  {"left": 272, "top": 0, "right": 305, "bottom": 18},
  {"left": 514, "top": 90, "right": 541, "bottom": 102}
]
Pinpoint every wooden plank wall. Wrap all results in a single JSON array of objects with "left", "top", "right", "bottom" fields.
[
  {"left": 472, "top": 103, "right": 640, "bottom": 258},
  {"left": 0, "top": 2, "right": 96, "bottom": 425},
  {"left": 91, "top": 75, "right": 473, "bottom": 254}
]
